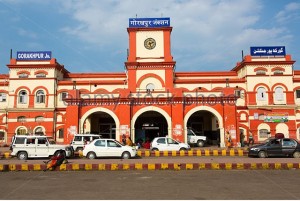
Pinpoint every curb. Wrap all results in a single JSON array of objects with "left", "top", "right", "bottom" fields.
[
  {"left": 0, "top": 149, "right": 249, "bottom": 159},
  {"left": 0, "top": 163, "right": 300, "bottom": 171}
]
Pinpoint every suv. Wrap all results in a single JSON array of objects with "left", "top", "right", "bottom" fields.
[
  {"left": 187, "top": 129, "right": 207, "bottom": 147},
  {"left": 10, "top": 135, "right": 73, "bottom": 160},
  {"left": 70, "top": 134, "right": 101, "bottom": 152},
  {"left": 150, "top": 137, "right": 190, "bottom": 151}
]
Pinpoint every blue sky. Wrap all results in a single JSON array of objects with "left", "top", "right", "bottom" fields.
[{"left": 0, "top": 0, "right": 300, "bottom": 74}]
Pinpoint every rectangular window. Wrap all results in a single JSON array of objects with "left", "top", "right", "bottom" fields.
[
  {"left": 58, "top": 129, "right": 64, "bottom": 139},
  {"left": 259, "top": 129, "right": 268, "bottom": 138},
  {"left": 0, "top": 93, "right": 6, "bottom": 102},
  {"left": 19, "top": 73, "right": 28, "bottom": 78},
  {"left": 296, "top": 90, "right": 300, "bottom": 99},
  {"left": 235, "top": 90, "right": 241, "bottom": 98},
  {"left": 36, "top": 73, "right": 46, "bottom": 78},
  {"left": 60, "top": 92, "right": 68, "bottom": 101},
  {"left": 36, "top": 95, "right": 45, "bottom": 103}
]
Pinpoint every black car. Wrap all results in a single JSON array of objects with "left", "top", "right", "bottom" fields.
[{"left": 248, "top": 138, "right": 300, "bottom": 158}]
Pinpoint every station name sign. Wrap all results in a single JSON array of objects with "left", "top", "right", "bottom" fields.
[
  {"left": 16, "top": 51, "right": 52, "bottom": 61},
  {"left": 250, "top": 46, "right": 286, "bottom": 56},
  {"left": 129, "top": 17, "right": 170, "bottom": 28}
]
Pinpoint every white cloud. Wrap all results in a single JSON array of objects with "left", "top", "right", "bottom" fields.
[{"left": 275, "top": 2, "right": 300, "bottom": 23}]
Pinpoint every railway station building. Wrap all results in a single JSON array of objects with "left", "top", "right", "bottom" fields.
[{"left": 0, "top": 17, "right": 299, "bottom": 147}]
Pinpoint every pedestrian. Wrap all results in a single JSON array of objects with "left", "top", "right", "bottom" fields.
[
  {"left": 240, "top": 132, "right": 245, "bottom": 147},
  {"left": 225, "top": 131, "right": 231, "bottom": 148},
  {"left": 248, "top": 131, "right": 254, "bottom": 146},
  {"left": 122, "top": 134, "right": 126, "bottom": 145},
  {"left": 126, "top": 136, "right": 133, "bottom": 146}
]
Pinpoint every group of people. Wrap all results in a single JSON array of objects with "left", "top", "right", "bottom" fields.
[
  {"left": 121, "top": 134, "right": 151, "bottom": 149},
  {"left": 225, "top": 131, "right": 255, "bottom": 148}
]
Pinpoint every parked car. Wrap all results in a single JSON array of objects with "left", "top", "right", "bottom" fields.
[
  {"left": 151, "top": 137, "right": 190, "bottom": 151},
  {"left": 248, "top": 138, "right": 300, "bottom": 158},
  {"left": 83, "top": 139, "right": 137, "bottom": 159},
  {"left": 187, "top": 129, "right": 207, "bottom": 147},
  {"left": 10, "top": 135, "right": 73, "bottom": 160},
  {"left": 70, "top": 134, "right": 101, "bottom": 152}
]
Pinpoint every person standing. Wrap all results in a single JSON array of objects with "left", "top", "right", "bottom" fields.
[
  {"left": 240, "top": 132, "right": 245, "bottom": 147},
  {"left": 122, "top": 134, "right": 126, "bottom": 145},
  {"left": 248, "top": 131, "right": 254, "bottom": 146},
  {"left": 225, "top": 131, "right": 232, "bottom": 148}
]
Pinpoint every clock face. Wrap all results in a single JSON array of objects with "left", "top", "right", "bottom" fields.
[{"left": 144, "top": 38, "right": 156, "bottom": 50}]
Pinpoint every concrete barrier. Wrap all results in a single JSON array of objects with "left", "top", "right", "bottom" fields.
[
  {"left": 0, "top": 162, "right": 299, "bottom": 171},
  {"left": 0, "top": 148, "right": 249, "bottom": 159}
]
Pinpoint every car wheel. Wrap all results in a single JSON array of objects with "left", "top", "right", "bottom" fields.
[
  {"left": 293, "top": 151, "right": 300, "bottom": 158},
  {"left": 122, "top": 151, "right": 131, "bottom": 159},
  {"left": 179, "top": 148, "right": 187, "bottom": 151},
  {"left": 87, "top": 152, "right": 96, "bottom": 159},
  {"left": 197, "top": 140, "right": 205, "bottom": 147},
  {"left": 17, "top": 151, "right": 28, "bottom": 160},
  {"left": 258, "top": 151, "right": 267, "bottom": 158},
  {"left": 152, "top": 148, "right": 159, "bottom": 152}
]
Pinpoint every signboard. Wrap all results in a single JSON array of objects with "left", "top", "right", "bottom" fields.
[
  {"left": 16, "top": 51, "right": 52, "bottom": 61},
  {"left": 129, "top": 17, "right": 170, "bottom": 28},
  {"left": 264, "top": 112, "right": 288, "bottom": 123},
  {"left": 250, "top": 46, "right": 285, "bottom": 56}
]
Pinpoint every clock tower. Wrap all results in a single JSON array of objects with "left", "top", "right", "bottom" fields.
[{"left": 125, "top": 17, "right": 175, "bottom": 92}]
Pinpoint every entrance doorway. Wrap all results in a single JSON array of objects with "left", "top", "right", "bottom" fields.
[
  {"left": 187, "top": 110, "right": 220, "bottom": 146},
  {"left": 83, "top": 112, "right": 116, "bottom": 139},
  {"left": 134, "top": 111, "right": 168, "bottom": 144}
]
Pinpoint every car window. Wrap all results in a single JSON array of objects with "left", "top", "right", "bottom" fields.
[
  {"left": 74, "top": 136, "right": 82, "bottom": 141},
  {"left": 14, "top": 137, "right": 26, "bottom": 144},
  {"left": 107, "top": 140, "right": 121, "bottom": 147},
  {"left": 167, "top": 138, "right": 178, "bottom": 144},
  {"left": 37, "top": 138, "right": 47, "bottom": 144},
  {"left": 282, "top": 139, "right": 296, "bottom": 147},
  {"left": 157, "top": 138, "right": 166, "bottom": 144},
  {"left": 26, "top": 138, "right": 35, "bottom": 145},
  {"left": 94, "top": 140, "right": 105, "bottom": 147},
  {"left": 269, "top": 139, "right": 280, "bottom": 146}
]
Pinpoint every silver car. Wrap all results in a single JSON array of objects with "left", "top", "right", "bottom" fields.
[{"left": 83, "top": 139, "right": 137, "bottom": 159}]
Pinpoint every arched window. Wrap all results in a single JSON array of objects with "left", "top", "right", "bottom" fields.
[
  {"left": 35, "top": 116, "right": 44, "bottom": 122},
  {"left": 18, "top": 90, "right": 28, "bottom": 104},
  {"left": 274, "top": 87, "right": 284, "bottom": 101},
  {"left": 36, "top": 90, "right": 45, "bottom": 103},
  {"left": 17, "top": 127, "right": 27, "bottom": 135},
  {"left": 17, "top": 116, "right": 26, "bottom": 123},
  {"left": 34, "top": 127, "right": 44, "bottom": 135},
  {"left": 256, "top": 87, "right": 266, "bottom": 101},
  {"left": 146, "top": 83, "right": 155, "bottom": 93}
]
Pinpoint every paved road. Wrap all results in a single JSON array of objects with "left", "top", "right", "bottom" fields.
[{"left": 0, "top": 170, "right": 300, "bottom": 200}]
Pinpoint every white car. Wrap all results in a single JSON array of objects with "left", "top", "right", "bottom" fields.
[
  {"left": 83, "top": 139, "right": 137, "bottom": 159},
  {"left": 70, "top": 134, "right": 101, "bottom": 152},
  {"left": 10, "top": 135, "right": 73, "bottom": 160},
  {"left": 151, "top": 137, "right": 190, "bottom": 151}
]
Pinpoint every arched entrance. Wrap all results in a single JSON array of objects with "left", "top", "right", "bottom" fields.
[
  {"left": 184, "top": 106, "right": 224, "bottom": 147},
  {"left": 186, "top": 111, "right": 220, "bottom": 145},
  {"left": 80, "top": 108, "right": 119, "bottom": 139},
  {"left": 134, "top": 111, "right": 168, "bottom": 144}
]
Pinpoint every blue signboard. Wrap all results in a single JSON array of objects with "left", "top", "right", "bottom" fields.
[
  {"left": 129, "top": 17, "right": 170, "bottom": 28},
  {"left": 16, "top": 51, "right": 52, "bottom": 60},
  {"left": 250, "top": 46, "right": 286, "bottom": 56}
]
